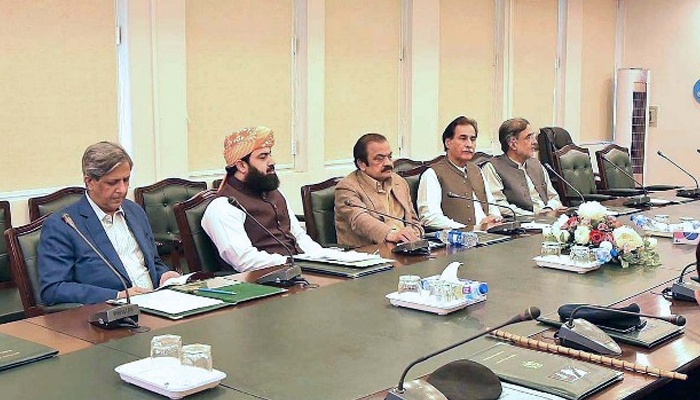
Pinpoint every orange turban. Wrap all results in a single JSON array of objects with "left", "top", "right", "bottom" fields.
[{"left": 223, "top": 126, "right": 275, "bottom": 167}]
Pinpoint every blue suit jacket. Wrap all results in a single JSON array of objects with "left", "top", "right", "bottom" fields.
[{"left": 38, "top": 195, "right": 171, "bottom": 305}]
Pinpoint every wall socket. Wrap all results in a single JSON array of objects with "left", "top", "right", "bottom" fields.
[{"left": 649, "top": 105, "right": 659, "bottom": 127}]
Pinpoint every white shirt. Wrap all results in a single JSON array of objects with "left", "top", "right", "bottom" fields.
[
  {"left": 85, "top": 194, "right": 153, "bottom": 290},
  {"left": 417, "top": 163, "right": 502, "bottom": 229},
  {"left": 201, "top": 190, "right": 324, "bottom": 272},
  {"left": 482, "top": 157, "right": 563, "bottom": 216}
]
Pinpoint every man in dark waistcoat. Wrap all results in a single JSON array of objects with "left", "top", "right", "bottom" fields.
[
  {"left": 482, "top": 117, "right": 565, "bottom": 217},
  {"left": 417, "top": 116, "right": 502, "bottom": 230},
  {"left": 202, "top": 126, "right": 326, "bottom": 272}
]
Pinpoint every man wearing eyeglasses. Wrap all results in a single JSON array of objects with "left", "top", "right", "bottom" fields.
[
  {"left": 482, "top": 117, "right": 565, "bottom": 217},
  {"left": 334, "top": 133, "right": 423, "bottom": 248}
]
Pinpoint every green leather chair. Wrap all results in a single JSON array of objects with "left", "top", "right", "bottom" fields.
[
  {"left": 393, "top": 158, "right": 423, "bottom": 173},
  {"left": 397, "top": 165, "right": 428, "bottom": 213},
  {"left": 595, "top": 144, "right": 638, "bottom": 191},
  {"left": 472, "top": 151, "right": 493, "bottom": 168},
  {"left": 211, "top": 178, "right": 223, "bottom": 190},
  {"left": 552, "top": 144, "right": 614, "bottom": 206},
  {"left": 134, "top": 178, "right": 208, "bottom": 272},
  {"left": 5, "top": 216, "right": 81, "bottom": 317},
  {"left": 173, "top": 190, "right": 230, "bottom": 274},
  {"left": 0, "top": 201, "right": 12, "bottom": 287},
  {"left": 28, "top": 187, "right": 85, "bottom": 221},
  {"left": 301, "top": 177, "right": 342, "bottom": 247}
]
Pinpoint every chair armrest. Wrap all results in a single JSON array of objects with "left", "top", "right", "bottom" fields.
[{"left": 44, "top": 303, "right": 84, "bottom": 314}]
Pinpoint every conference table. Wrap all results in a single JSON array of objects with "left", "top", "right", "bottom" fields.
[{"left": 1, "top": 191, "right": 699, "bottom": 400}]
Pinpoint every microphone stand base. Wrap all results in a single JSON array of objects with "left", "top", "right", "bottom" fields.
[
  {"left": 622, "top": 196, "right": 651, "bottom": 208},
  {"left": 486, "top": 221, "right": 523, "bottom": 235},
  {"left": 88, "top": 304, "right": 141, "bottom": 330},
  {"left": 677, "top": 188, "right": 700, "bottom": 199},
  {"left": 385, "top": 380, "right": 448, "bottom": 400}
]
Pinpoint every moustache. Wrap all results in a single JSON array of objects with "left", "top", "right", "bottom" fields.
[{"left": 382, "top": 165, "right": 393, "bottom": 172}]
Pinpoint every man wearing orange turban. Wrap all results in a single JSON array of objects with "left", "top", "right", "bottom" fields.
[{"left": 201, "top": 126, "right": 327, "bottom": 272}]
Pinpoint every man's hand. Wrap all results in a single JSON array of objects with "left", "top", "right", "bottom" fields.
[
  {"left": 478, "top": 215, "right": 503, "bottom": 231},
  {"left": 117, "top": 287, "right": 152, "bottom": 299},
  {"left": 536, "top": 208, "right": 558, "bottom": 217},
  {"left": 386, "top": 227, "right": 420, "bottom": 243},
  {"left": 159, "top": 271, "right": 180, "bottom": 286}
]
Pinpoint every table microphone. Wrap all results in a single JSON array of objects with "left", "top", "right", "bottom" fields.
[
  {"left": 445, "top": 192, "right": 522, "bottom": 234},
  {"left": 600, "top": 156, "right": 651, "bottom": 207},
  {"left": 227, "top": 196, "right": 304, "bottom": 286},
  {"left": 558, "top": 304, "right": 686, "bottom": 356},
  {"left": 657, "top": 150, "right": 700, "bottom": 198},
  {"left": 62, "top": 214, "right": 144, "bottom": 331},
  {"left": 543, "top": 163, "right": 586, "bottom": 205},
  {"left": 385, "top": 306, "right": 541, "bottom": 400},
  {"left": 665, "top": 261, "right": 700, "bottom": 302},
  {"left": 343, "top": 200, "right": 429, "bottom": 254}
]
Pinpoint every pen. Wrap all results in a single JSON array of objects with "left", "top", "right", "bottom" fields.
[{"left": 198, "top": 288, "right": 236, "bottom": 295}]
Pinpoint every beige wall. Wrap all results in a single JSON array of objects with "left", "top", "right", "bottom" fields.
[
  {"left": 579, "top": 0, "right": 616, "bottom": 142},
  {"left": 3, "top": 0, "right": 700, "bottom": 225},
  {"left": 622, "top": 0, "right": 700, "bottom": 185},
  {"left": 0, "top": 0, "right": 117, "bottom": 192},
  {"left": 324, "top": 0, "right": 401, "bottom": 162},
  {"left": 439, "top": 0, "right": 495, "bottom": 149}
]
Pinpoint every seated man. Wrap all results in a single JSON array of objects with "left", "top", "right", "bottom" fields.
[
  {"left": 39, "top": 142, "right": 179, "bottom": 305},
  {"left": 334, "top": 133, "right": 424, "bottom": 248},
  {"left": 417, "top": 116, "right": 502, "bottom": 229},
  {"left": 482, "top": 117, "right": 565, "bottom": 216},
  {"left": 202, "top": 126, "right": 326, "bottom": 272}
]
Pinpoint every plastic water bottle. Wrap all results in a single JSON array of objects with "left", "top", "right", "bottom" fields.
[
  {"left": 455, "top": 280, "right": 489, "bottom": 301},
  {"left": 435, "top": 230, "right": 479, "bottom": 248},
  {"left": 630, "top": 215, "right": 656, "bottom": 230}
]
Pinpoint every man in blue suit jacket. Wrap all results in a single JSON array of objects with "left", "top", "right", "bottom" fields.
[{"left": 38, "top": 142, "right": 178, "bottom": 305}]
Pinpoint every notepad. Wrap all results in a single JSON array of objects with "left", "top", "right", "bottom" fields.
[{"left": 113, "top": 290, "right": 225, "bottom": 316}]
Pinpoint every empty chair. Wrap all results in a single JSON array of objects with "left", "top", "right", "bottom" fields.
[
  {"left": 5, "top": 216, "right": 81, "bottom": 317},
  {"left": 134, "top": 178, "right": 208, "bottom": 272},
  {"left": 595, "top": 144, "right": 643, "bottom": 195},
  {"left": 0, "top": 201, "right": 12, "bottom": 288},
  {"left": 551, "top": 144, "right": 614, "bottom": 206},
  {"left": 28, "top": 187, "right": 85, "bottom": 221},
  {"left": 300, "top": 177, "right": 342, "bottom": 246},
  {"left": 173, "top": 190, "right": 231, "bottom": 274}
]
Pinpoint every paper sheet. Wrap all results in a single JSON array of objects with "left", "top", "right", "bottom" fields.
[{"left": 116, "top": 290, "right": 224, "bottom": 315}]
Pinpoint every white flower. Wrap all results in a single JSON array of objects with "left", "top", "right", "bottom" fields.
[
  {"left": 558, "top": 230, "right": 570, "bottom": 243},
  {"left": 646, "top": 237, "right": 658, "bottom": 249},
  {"left": 553, "top": 214, "right": 569, "bottom": 230},
  {"left": 577, "top": 201, "right": 608, "bottom": 221},
  {"left": 599, "top": 240, "right": 613, "bottom": 251},
  {"left": 613, "top": 226, "right": 644, "bottom": 251},
  {"left": 574, "top": 225, "right": 591, "bottom": 245}
]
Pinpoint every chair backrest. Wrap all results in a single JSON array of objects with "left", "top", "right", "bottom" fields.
[
  {"left": 211, "top": 179, "right": 223, "bottom": 190},
  {"left": 552, "top": 144, "right": 597, "bottom": 205},
  {"left": 425, "top": 155, "right": 445, "bottom": 165},
  {"left": 393, "top": 158, "right": 423, "bottom": 173},
  {"left": 595, "top": 144, "right": 635, "bottom": 190},
  {"left": 471, "top": 151, "right": 493, "bottom": 167},
  {"left": 301, "top": 177, "right": 342, "bottom": 246},
  {"left": 173, "top": 190, "right": 229, "bottom": 273},
  {"left": 397, "top": 165, "right": 428, "bottom": 212},
  {"left": 538, "top": 127, "right": 573, "bottom": 168},
  {"left": 4, "top": 216, "right": 48, "bottom": 317},
  {"left": 0, "top": 201, "right": 12, "bottom": 286},
  {"left": 28, "top": 187, "right": 85, "bottom": 221},
  {"left": 134, "top": 178, "right": 208, "bottom": 245}
]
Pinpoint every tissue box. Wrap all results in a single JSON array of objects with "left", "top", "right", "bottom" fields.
[{"left": 672, "top": 230, "right": 700, "bottom": 245}]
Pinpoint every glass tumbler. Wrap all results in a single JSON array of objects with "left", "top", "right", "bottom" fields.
[
  {"left": 150, "top": 334, "right": 182, "bottom": 360},
  {"left": 570, "top": 245, "right": 591, "bottom": 264},
  {"left": 181, "top": 344, "right": 213, "bottom": 371},
  {"left": 540, "top": 241, "right": 562, "bottom": 257},
  {"left": 398, "top": 275, "right": 421, "bottom": 294}
]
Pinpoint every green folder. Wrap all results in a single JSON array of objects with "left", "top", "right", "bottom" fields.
[
  {"left": 538, "top": 315, "right": 684, "bottom": 349},
  {"left": 469, "top": 343, "right": 623, "bottom": 400},
  {"left": 0, "top": 332, "right": 58, "bottom": 371},
  {"left": 188, "top": 282, "right": 286, "bottom": 303}
]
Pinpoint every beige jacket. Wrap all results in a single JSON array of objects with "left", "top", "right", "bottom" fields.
[{"left": 334, "top": 170, "right": 423, "bottom": 248}]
